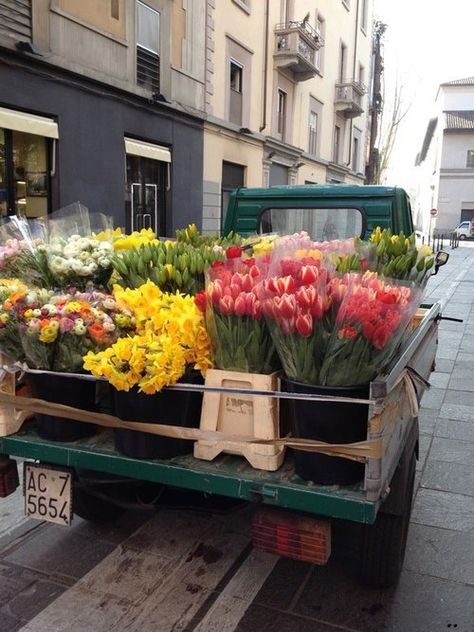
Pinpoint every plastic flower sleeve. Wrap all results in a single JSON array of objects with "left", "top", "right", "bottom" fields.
[
  {"left": 46, "top": 203, "right": 115, "bottom": 290},
  {"left": 204, "top": 250, "right": 279, "bottom": 374},
  {"left": 319, "top": 272, "right": 422, "bottom": 387},
  {"left": 260, "top": 260, "right": 330, "bottom": 385}
]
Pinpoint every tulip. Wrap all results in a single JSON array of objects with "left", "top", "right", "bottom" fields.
[
  {"left": 234, "top": 294, "right": 247, "bottom": 317},
  {"left": 278, "top": 294, "right": 296, "bottom": 319},
  {"left": 300, "top": 265, "right": 319, "bottom": 285},
  {"left": 218, "top": 295, "right": 234, "bottom": 316},
  {"left": 295, "top": 313, "right": 313, "bottom": 337}
]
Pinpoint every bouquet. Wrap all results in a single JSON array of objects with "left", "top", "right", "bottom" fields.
[
  {"left": 319, "top": 272, "right": 421, "bottom": 386},
  {"left": 12, "top": 290, "right": 134, "bottom": 372},
  {"left": 0, "top": 279, "right": 28, "bottom": 362},
  {"left": 260, "top": 254, "right": 330, "bottom": 384},
  {"left": 204, "top": 247, "right": 279, "bottom": 374},
  {"left": 46, "top": 203, "right": 115, "bottom": 290},
  {"left": 83, "top": 280, "right": 213, "bottom": 393}
]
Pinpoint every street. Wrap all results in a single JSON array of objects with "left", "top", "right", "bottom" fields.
[{"left": 1, "top": 244, "right": 474, "bottom": 632}]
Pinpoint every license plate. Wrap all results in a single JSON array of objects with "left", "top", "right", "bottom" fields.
[{"left": 24, "top": 464, "right": 72, "bottom": 526}]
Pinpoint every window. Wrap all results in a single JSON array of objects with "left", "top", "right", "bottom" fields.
[
  {"left": 0, "top": 0, "right": 32, "bottom": 41},
  {"left": 333, "top": 126, "right": 341, "bottom": 163},
  {"left": 259, "top": 207, "right": 364, "bottom": 240},
  {"left": 111, "top": 0, "right": 119, "bottom": 19},
  {"left": 277, "top": 89, "right": 287, "bottom": 140},
  {"left": 352, "top": 136, "right": 359, "bottom": 172},
  {"left": 315, "top": 14, "right": 325, "bottom": 71},
  {"left": 136, "top": 1, "right": 160, "bottom": 92},
  {"left": 360, "top": 0, "right": 368, "bottom": 31},
  {"left": 339, "top": 43, "right": 346, "bottom": 83},
  {"left": 0, "top": 128, "right": 50, "bottom": 219},
  {"left": 229, "top": 60, "right": 243, "bottom": 125},
  {"left": 467, "top": 150, "right": 474, "bottom": 167},
  {"left": 308, "top": 111, "right": 318, "bottom": 155},
  {"left": 358, "top": 64, "right": 365, "bottom": 86}
]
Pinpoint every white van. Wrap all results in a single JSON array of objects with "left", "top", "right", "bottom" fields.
[{"left": 453, "top": 220, "right": 474, "bottom": 239}]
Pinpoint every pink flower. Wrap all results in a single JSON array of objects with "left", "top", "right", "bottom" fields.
[{"left": 59, "top": 317, "right": 74, "bottom": 333}]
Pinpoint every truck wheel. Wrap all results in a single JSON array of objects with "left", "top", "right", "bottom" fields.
[
  {"left": 73, "top": 484, "right": 125, "bottom": 523},
  {"left": 358, "top": 448, "right": 416, "bottom": 588},
  {"left": 459, "top": 234, "right": 466, "bottom": 240}
]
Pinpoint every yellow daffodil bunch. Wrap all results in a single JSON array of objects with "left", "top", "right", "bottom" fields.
[
  {"left": 242, "top": 233, "right": 279, "bottom": 255},
  {"left": 83, "top": 280, "right": 213, "bottom": 393},
  {"left": 95, "top": 227, "right": 159, "bottom": 251}
]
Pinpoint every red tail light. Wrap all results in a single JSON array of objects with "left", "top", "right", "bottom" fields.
[
  {"left": 252, "top": 508, "right": 331, "bottom": 565},
  {"left": 0, "top": 458, "right": 19, "bottom": 497}
]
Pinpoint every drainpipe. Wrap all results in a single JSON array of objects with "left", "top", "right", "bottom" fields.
[
  {"left": 260, "top": 0, "right": 270, "bottom": 133},
  {"left": 346, "top": 0, "right": 360, "bottom": 169}
]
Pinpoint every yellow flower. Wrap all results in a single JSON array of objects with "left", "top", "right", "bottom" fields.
[{"left": 39, "top": 325, "right": 58, "bottom": 343}]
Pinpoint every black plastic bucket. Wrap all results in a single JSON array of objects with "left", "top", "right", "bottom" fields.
[
  {"left": 29, "top": 373, "right": 97, "bottom": 442},
  {"left": 281, "top": 376, "right": 369, "bottom": 485},
  {"left": 113, "top": 373, "right": 203, "bottom": 460}
]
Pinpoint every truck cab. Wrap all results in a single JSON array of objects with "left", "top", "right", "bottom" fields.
[
  {"left": 453, "top": 220, "right": 474, "bottom": 240},
  {"left": 223, "top": 184, "right": 414, "bottom": 238}
]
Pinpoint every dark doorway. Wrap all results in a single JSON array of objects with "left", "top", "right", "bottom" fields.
[
  {"left": 221, "top": 161, "right": 245, "bottom": 229},
  {"left": 125, "top": 154, "right": 167, "bottom": 234},
  {"left": 461, "top": 209, "right": 474, "bottom": 222}
]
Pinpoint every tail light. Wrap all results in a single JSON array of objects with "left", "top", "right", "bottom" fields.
[
  {"left": 252, "top": 508, "right": 331, "bottom": 565},
  {"left": 0, "top": 458, "right": 19, "bottom": 497}
]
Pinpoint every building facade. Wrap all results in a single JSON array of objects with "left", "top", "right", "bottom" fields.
[
  {"left": 0, "top": 0, "right": 374, "bottom": 236},
  {"left": 0, "top": 0, "right": 205, "bottom": 234},
  {"left": 203, "top": 0, "right": 374, "bottom": 232},
  {"left": 415, "top": 77, "right": 474, "bottom": 235}
]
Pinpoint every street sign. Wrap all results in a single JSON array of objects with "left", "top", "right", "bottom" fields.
[{"left": 430, "top": 208, "right": 438, "bottom": 217}]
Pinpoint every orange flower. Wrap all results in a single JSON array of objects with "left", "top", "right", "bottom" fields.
[{"left": 88, "top": 323, "right": 106, "bottom": 342}]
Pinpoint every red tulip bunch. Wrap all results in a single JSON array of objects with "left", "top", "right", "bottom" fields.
[
  {"left": 319, "top": 272, "right": 419, "bottom": 386},
  {"left": 204, "top": 249, "right": 278, "bottom": 374}
]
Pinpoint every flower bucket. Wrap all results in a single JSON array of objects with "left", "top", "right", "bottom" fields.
[
  {"left": 113, "top": 372, "right": 203, "bottom": 460},
  {"left": 29, "top": 373, "right": 97, "bottom": 442},
  {"left": 281, "top": 376, "right": 369, "bottom": 485}
]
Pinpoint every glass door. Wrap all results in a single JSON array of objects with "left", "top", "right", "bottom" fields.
[{"left": 126, "top": 154, "right": 166, "bottom": 234}]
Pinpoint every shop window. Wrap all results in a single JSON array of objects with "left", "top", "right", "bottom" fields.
[{"left": 0, "top": 128, "right": 50, "bottom": 219}]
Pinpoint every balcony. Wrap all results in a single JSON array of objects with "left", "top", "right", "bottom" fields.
[
  {"left": 334, "top": 80, "right": 366, "bottom": 118},
  {"left": 274, "top": 21, "right": 324, "bottom": 82}
]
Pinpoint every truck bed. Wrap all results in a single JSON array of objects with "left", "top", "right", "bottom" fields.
[{"left": 1, "top": 422, "right": 378, "bottom": 524}]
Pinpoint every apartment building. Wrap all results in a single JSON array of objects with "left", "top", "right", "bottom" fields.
[
  {"left": 0, "top": 1, "right": 374, "bottom": 235},
  {"left": 0, "top": 0, "right": 206, "bottom": 234},
  {"left": 415, "top": 77, "right": 474, "bottom": 235},
  {"left": 203, "top": 0, "right": 374, "bottom": 232}
]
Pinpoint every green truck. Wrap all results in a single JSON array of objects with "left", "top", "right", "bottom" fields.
[{"left": 0, "top": 185, "right": 448, "bottom": 587}]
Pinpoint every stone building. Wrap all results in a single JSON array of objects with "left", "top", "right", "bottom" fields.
[{"left": 0, "top": 0, "right": 374, "bottom": 235}]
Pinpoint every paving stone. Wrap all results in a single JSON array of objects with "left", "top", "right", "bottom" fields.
[
  {"left": 422, "top": 460, "right": 474, "bottom": 497},
  {"left": 0, "top": 562, "right": 36, "bottom": 606},
  {"left": 3, "top": 525, "right": 116, "bottom": 581},
  {"left": 444, "top": 389, "right": 474, "bottom": 407},
  {"left": 252, "top": 557, "right": 311, "bottom": 610},
  {"left": 418, "top": 410, "right": 437, "bottom": 435},
  {"left": 4, "top": 578, "right": 67, "bottom": 620},
  {"left": 411, "top": 488, "right": 474, "bottom": 532},
  {"left": 65, "top": 510, "right": 153, "bottom": 546},
  {"left": 439, "top": 402, "right": 474, "bottom": 422},
  {"left": 0, "top": 610, "right": 23, "bottom": 632},
  {"left": 415, "top": 434, "right": 432, "bottom": 472},
  {"left": 435, "top": 418, "right": 474, "bottom": 442},
  {"left": 429, "top": 437, "right": 474, "bottom": 466},
  {"left": 455, "top": 351, "right": 474, "bottom": 364},
  {"left": 235, "top": 604, "right": 279, "bottom": 632},
  {"left": 405, "top": 522, "right": 474, "bottom": 585},
  {"left": 433, "top": 358, "right": 455, "bottom": 373},
  {"left": 428, "top": 372, "right": 450, "bottom": 389},
  {"left": 448, "top": 375, "right": 474, "bottom": 391},
  {"left": 435, "top": 347, "right": 459, "bottom": 360},
  {"left": 292, "top": 565, "right": 474, "bottom": 632},
  {"left": 419, "top": 387, "right": 445, "bottom": 410}
]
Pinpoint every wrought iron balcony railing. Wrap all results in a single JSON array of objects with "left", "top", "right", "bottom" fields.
[
  {"left": 334, "top": 80, "right": 366, "bottom": 118},
  {"left": 274, "top": 20, "right": 324, "bottom": 82}
]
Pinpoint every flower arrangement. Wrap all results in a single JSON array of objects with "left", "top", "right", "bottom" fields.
[
  {"left": 9, "top": 290, "right": 134, "bottom": 371},
  {"left": 47, "top": 235, "right": 114, "bottom": 290},
  {"left": 204, "top": 247, "right": 278, "bottom": 374},
  {"left": 319, "top": 272, "right": 420, "bottom": 386},
  {"left": 0, "top": 278, "right": 29, "bottom": 361},
  {"left": 111, "top": 240, "right": 226, "bottom": 294},
  {"left": 83, "top": 280, "right": 213, "bottom": 393}
]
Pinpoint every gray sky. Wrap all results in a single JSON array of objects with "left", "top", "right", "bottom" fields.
[{"left": 373, "top": 0, "right": 474, "bottom": 185}]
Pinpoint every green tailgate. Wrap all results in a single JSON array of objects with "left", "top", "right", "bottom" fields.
[{"left": 0, "top": 423, "right": 378, "bottom": 524}]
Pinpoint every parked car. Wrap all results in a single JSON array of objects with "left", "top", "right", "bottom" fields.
[{"left": 453, "top": 220, "right": 474, "bottom": 240}]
